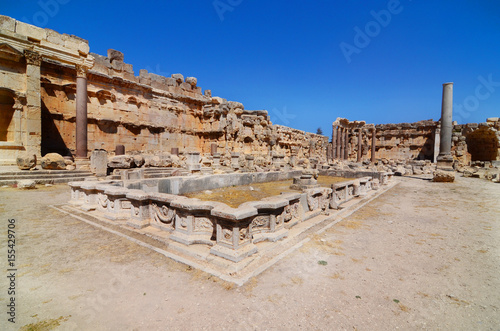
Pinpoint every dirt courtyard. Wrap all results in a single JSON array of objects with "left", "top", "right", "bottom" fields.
[{"left": 0, "top": 175, "right": 499, "bottom": 330}]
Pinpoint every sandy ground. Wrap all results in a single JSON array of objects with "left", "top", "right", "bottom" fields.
[{"left": 0, "top": 175, "right": 499, "bottom": 330}]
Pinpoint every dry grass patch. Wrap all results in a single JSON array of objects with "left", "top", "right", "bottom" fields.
[
  {"left": 330, "top": 272, "right": 345, "bottom": 280},
  {"left": 20, "top": 316, "right": 70, "bottom": 331},
  {"left": 187, "top": 266, "right": 235, "bottom": 290},
  {"left": 243, "top": 277, "right": 258, "bottom": 295}
]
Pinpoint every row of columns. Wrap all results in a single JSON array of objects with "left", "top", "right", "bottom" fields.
[{"left": 331, "top": 125, "right": 377, "bottom": 163}]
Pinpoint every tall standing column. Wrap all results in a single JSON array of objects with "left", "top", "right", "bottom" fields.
[
  {"left": 340, "top": 128, "right": 345, "bottom": 160},
  {"left": 437, "top": 82, "right": 454, "bottom": 169},
  {"left": 338, "top": 127, "right": 342, "bottom": 160},
  {"left": 344, "top": 129, "right": 349, "bottom": 160},
  {"left": 76, "top": 65, "right": 88, "bottom": 159},
  {"left": 332, "top": 125, "right": 337, "bottom": 160},
  {"left": 24, "top": 50, "right": 42, "bottom": 160},
  {"left": 357, "top": 129, "right": 362, "bottom": 162},
  {"left": 371, "top": 128, "right": 376, "bottom": 163}
]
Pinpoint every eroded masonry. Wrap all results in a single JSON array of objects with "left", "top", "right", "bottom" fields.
[{"left": 1, "top": 16, "right": 499, "bottom": 282}]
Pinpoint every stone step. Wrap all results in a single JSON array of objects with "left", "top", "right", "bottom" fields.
[
  {"left": 0, "top": 176, "right": 93, "bottom": 186},
  {"left": 0, "top": 171, "right": 93, "bottom": 180},
  {"left": 0, "top": 169, "right": 92, "bottom": 177}
]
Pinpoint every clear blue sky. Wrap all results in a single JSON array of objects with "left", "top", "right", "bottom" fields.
[{"left": 2, "top": 0, "right": 499, "bottom": 137}]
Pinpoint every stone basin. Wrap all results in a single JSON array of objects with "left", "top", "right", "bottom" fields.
[{"left": 68, "top": 170, "right": 391, "bottom": 263}]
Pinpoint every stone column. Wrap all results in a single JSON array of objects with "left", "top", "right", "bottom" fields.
[
  {"left": 433, "top": 124, "right": 441, "bottom": 163},
  {"left": 340, "top": 128, "right": 345, "bottom": 160},
  {"left": 76, "top": 65, "right": 88, "bottom": 159},
  {"left": 371, "top": 128, "right": 376, "bottom": 163},
  {"left": 357, "top": 129, "right": 362, "bottom": 162},
  {"left": 437, "top": 82, "right": 454, "bottom": 169},
  {"left": 332, "top": 125, "right": 337, "bottom": 160},
  {"left": 336, "top": 126, "right": 341, "bottom": 160},
  {"left": 24, "top": 50, "right": 42, "bottom": 159},
  {"left": 344, "top": 129, "right": 349, "bottom": 160}
]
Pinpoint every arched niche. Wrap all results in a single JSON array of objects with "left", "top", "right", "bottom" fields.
[
  {"left": 0, "top": 88, "right": 16, "bottom": 142},
  {"left": 466, "top": 127, "right": 499, "bottom": 161}
]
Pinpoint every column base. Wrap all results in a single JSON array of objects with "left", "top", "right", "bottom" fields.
[
  {"left": 436, "top": 154, "right": 454, "bottom": 170},
  {"left": 75, "top": 157, "right": 91, "bottom": 171}
]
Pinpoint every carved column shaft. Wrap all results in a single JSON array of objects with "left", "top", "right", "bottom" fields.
[
  {"left": 437, "top": 82, "right": 454, "bottom": 169},
  {"left": 336, "top": 126, "right": 341, "bottom": 160},
  {"left": 340, "top": 128, "right": 345, "bottom": 160},
  {"left": 332, "top": 125, "right": 337, "bottom": 160},
  {"left": 371, "top": 128, "right": 376, "bottom": 163},
  {"left": 357, "top": 129, "right": 362, "bottom": 162},
  {"left": 76, "top": 65, "right": 88, "bottom": 158},
  {"left": 24, "top": 50, "right": 42, "bottom": 158},
  {"left": 344, "top": 129, "right": 349, "bottom": 160}
]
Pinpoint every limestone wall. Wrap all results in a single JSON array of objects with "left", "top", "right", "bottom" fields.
[
  {"left": 374, "top": 120, "right": 437, "bottom": 161},
  {"left": 0, "top": 15, "right": 93, "bottom": 164},
  {"left": 451, "top": 118, "right": 500, "bottom": 165},
  {"left": 39, "top": 48, "right": 328, "bottom": 161}
]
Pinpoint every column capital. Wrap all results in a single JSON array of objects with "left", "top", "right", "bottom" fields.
[
  {"left": 75, "top": 64, "right": 89, "bottom": 78},
  {"left": 24, "top": 50, "right": 42, "bottom": 66}
]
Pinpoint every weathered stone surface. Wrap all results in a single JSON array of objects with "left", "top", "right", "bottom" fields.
[
  {"left": 146, "top": 154, "right": 172, "bottom": 167},
  {"left": 433, "top": 170, "right": 455, "bottom": 182},
  {"left": 133, "top": 155, "right": 145, "bottom": 168},
  {"left": 41, "top": 153, "right": 66, "bottom": 170},
  {"left": 90, "top": 150, "right": 108, "bottom": 176},
  {"left": 172, "top": 74, "right": 184, "bottom": 83},
  {"left": 17, "top": 179, "right": 36, "bottom": 189},
  {"left": 108, "top": 155, "right": 133, "bottom": 169},
  {"left": 107, "top": 49, "right": 124, "bottom": 62},
  {"left": 16, "top": 154, "right": 37, "bottom": 170},
  {"left": 186, "top": 77, "right": 197, "bottom": 86}
]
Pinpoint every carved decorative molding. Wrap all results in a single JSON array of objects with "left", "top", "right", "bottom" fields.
[
  {"left": 75, "top": 64, "right": 88, "bottom": 78},
  {"left": 24, "top": 50, "right": 42, "bottom": 66}
]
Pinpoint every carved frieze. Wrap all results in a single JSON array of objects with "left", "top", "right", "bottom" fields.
[
  {"left": 24, "top": 50, "right": 42, "bottom": 66},
  {"left": 151, "top": 203, "right": 175, "bottom": 225},
  {"left": 194, "top": 217, "right": 213, "bottom": 233}
]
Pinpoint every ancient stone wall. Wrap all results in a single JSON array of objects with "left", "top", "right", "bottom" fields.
[
  {"left": 331, "top": 118, "right": 437, "bottom": 163},
  {"left": 332, "top": 117, "right": 500, "bottom": 166},
  {"left": 40, "top": 52, "right": 328, "bottom": 161},
  {"left": 374, "top": 120, "right": 437, "bottom": 161},
  {"left": 0, "top": 15, "right": 328, "bottom": 165},
  {"left": 451, "top": 117, "right": 500, "bottom": 165},
  {"left": 0, "top": 15, "right": 93, "bottom": 164}
]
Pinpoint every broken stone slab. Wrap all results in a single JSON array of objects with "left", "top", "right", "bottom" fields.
[
  {"left": 17, "top": 179, "right": 36, "bottom": 189},
  {"left": 16, "top": 153, "right": 37, "bottom": 170},
  {"left": 41, "top": 153, "right": 66, "bottom": 170},
  {"left": 90, "top": 149, "right": 108, "bottom": 176},
  {"left": 433, "top": 170, "right": 455, "bottom": 182},
  {"left": 108, "top": 155, "right": 134, "bottom": 169}
]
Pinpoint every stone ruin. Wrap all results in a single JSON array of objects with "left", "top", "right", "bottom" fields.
[
  {"left": 0, "top": 15, "right": 327, "bottom": 170},
  {"left": 0, "top": 16, "right": 498, "bottom": 281}
]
